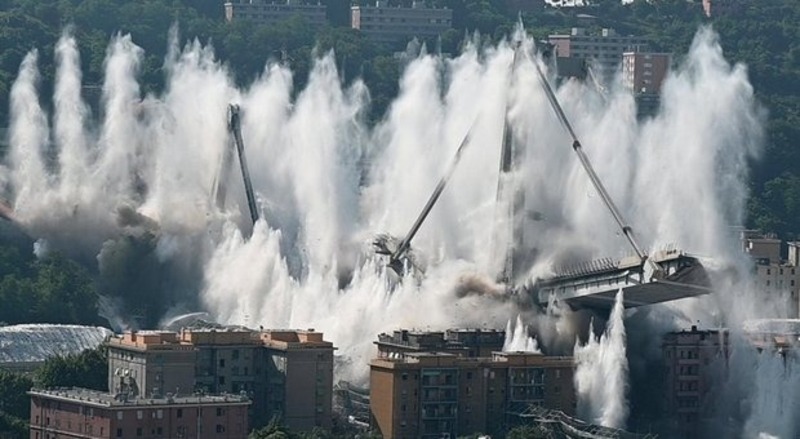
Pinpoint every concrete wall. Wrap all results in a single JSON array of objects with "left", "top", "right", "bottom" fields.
[{"left": 107, "top": 347, "right": 196, "bottom": 398}]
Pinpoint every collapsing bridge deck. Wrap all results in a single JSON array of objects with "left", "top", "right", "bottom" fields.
[{"left": 528, "top": 249, "right": 712, "bottom": 312}]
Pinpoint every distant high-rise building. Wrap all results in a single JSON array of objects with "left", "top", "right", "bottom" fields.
[
  {"left": 548, "top": 28, "right": 650, "bottom": 82},
  {"left": 740, "top": 231, "right": 800, "bottom": 317},
  {"left": 29, "top": 388, "right": 250, "bottom": 439},
  {"left": 224, "top": 0, "right": 328, "bottom": 30},
  {"left": 622, "top": 52, "right": 671, "bottom": 95},
  {"left": 351, "top": 2, "right": 453, "bottom": 47},
  {"left": 621, "top": 51, "right": 671, "bottom": 119},
  {"left": 370, "top": 339, "right": 575, "bottom": 438},
  {"left": 106, "top": 328, "right": 335, "bottom": 430}
]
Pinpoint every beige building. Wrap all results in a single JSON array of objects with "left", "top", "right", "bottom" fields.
[
  {"left": 29, "top": 388, "right": 249, "bottom": 439},
  {"left": 549, "top": 28, "right": 650, "bottom": 82},
  {"left": 370, "top": 351, "right": 575, "bottom": 438},
  {"left": 106, "top": 328, "right": 334, "bottom": 431},
  {"left": 224, "top": 0, "right": 328, "bottom": 29},
  {"left": 351, "top": 2, "right": 452, "bottom": 46},
  {"left": 741, "top": 231, "right": 800, "bottom": 317}
]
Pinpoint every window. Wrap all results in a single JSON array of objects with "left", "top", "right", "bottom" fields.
[
  {"left": 177, "top": 408, "right": 183, "bottom": 418},
  {"left": 157, "top": 427, "right": 163, "bottom": 436},
  {"left": 402, "top": 373, "right": 408, "bottom": 381},
  {"left": 217, "top": 408, "right": 224, "bottom": 417},
  {"left": 219, "top": 376, "right": 226, "bottom": 385},
  {"left": 137, "top": 427, "right": 143, "bottom": 436},
  {"left": 157, "top": 409, "right": 163, "bottom": 419},
  {"left": 466, "top": 371, "right": 472, "bottom": 380},
  {"left": 137, "top": 410, "right": 143, "bottom": 420},
  {"left": 216, "top": 425, "right": 226, "bottom": 433},
  {"left": 219, "top": 359, "right": 226, "bottom": 368},
  {"left": 117, "top": 428, "right": 123, "bottom": 438},
  {"left": 232, "top": 349, "right": 240, "bottom": 360}
]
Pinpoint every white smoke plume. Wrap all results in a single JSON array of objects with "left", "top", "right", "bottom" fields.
[
  {"left": 574, "top": 289, "right": 629, "bottom": 429},
  {"left": 503, "top": 314, "right": 541, "bottom": 353}
]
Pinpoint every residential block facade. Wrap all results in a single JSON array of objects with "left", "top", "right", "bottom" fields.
[
  {"left": 106, "top": 328, "right": 335, "bottom": 430},
  {"left": 224, "top": 0, "right": 328, "bottom": 29},
  {"left": 351, "top": 2, "right": 452, "bottom": 46},
  {"left": 549, "top": 28, "right": 650, "bottom": 82},
  {"left": 29, "top": 388, "right": 249, "bottom": 439},
  {"left": 370, "top": 351, "right": 575, "bottom": 438}
]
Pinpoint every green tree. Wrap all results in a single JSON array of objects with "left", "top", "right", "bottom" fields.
[
  {"left": 506, "top": 424, "right": 553, "bottom": 439},
  {"left": 249, "top": 416, "right": 292, "bottom": 439},
  {"left": 0, "top": 370, "right": 33, "bottom": 420},
  {"left": 34, "top": 346, "right": 108, "bottom": 391},
  {"left": 0, "top": 370, "right": 33, "bottom": 439}
]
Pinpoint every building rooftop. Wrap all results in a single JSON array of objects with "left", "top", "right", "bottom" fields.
[
  {"left": 0, "top": 324, "right": 112, "bottom": 365},
  {"left": 107, "top": 328, "right": 333, "bottom": 351},
  {"left": 28, "top": 387, "right": 250, "bottom": 408},
  {"left": 372, "top": 350, "right": 573, "bottom": 368}
]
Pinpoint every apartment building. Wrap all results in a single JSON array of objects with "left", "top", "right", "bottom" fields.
[
  {"left": 29, "top": 388, "right": 249, "bottom": 439},
  {"left": 224, "top": 0, "right": 328, "bottom": 29},
  {"left": 549, "top": 28, "right": 650, "bottom": 82},
  {"left": 662, "top": 326, "right": 729, "bottom": 438},
  {"left": 351, "top": 2, "right": 453, "bottom": 47},
  {"left": 106, "top": 328, "right": 335, "bottom": 430},
  {"left": 741, "top": 231, "right": 800, "bottom": 317},
  {"left": 370, "top": 351, "right": 575, "bottom": 438}
]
